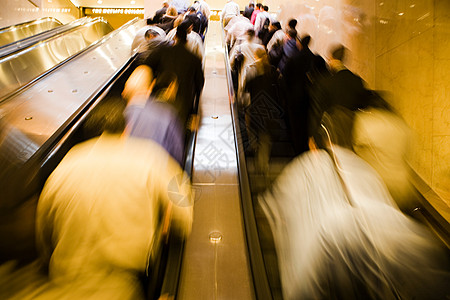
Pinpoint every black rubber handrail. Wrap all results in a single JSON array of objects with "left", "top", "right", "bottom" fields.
[{"left": 222, "top": 28, "right": 272, "bottom": 300}]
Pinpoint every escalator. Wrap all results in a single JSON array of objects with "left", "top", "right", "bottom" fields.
[
  {"left": 0, "top": 17, "right": 114, "bottom": 101},
  {"left": 0, "top": 17, "right": 96, "bottom": 59},
  {"left": 222, "top": 27, "right": 450, "bottom": 300},
  {"left": 0, "top": 17, "right": 196, "bottom": 300},
  {"left": 0, "top": 17, "right": 62, "bottom": 48}
]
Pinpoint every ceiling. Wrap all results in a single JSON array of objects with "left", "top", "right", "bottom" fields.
[{"left": 69, "top": 0, "right": 145, "bottom": 8}]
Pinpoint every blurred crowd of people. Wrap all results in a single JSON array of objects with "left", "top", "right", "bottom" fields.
[
  {"left": 224, "top": 2, "right": 449, "bottom": 299},
  {"left": 1, "top": 1, "right": 449, "bottom": 299},
  {"left": 1, "top": 1, "right": 208, "bottom": 299}
]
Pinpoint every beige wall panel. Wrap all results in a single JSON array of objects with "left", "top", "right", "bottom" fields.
[
  {"left": 432, "top": 136, "right": 450, "bottom": 206},
  {"left": 375, "top": 0, "right": 433, "bottom": 56},
  {"left": 375, "top": 29, "right": 434, "bottom": 183}
]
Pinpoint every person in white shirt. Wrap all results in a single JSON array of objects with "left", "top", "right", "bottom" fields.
[
  {"left": 35, "top": 101, "right": 193, "bottom": 300},
  {"left": 254, "top": 5, "right": 271, "bottom": 37},
  {"left": 220, "top": 0, "right": 240, "bottom": 27},
  {"left": 131, "top": 23, "right": 166, "bottom": 53},
  {"left": 194, "top": 0, "right": 210, "bottom": 19},
  {"left": 229, "top": 28, "right": 265, "bottom": 106},
  {"left": 225, "top": 15, "right": 253, "bottom": 49}
]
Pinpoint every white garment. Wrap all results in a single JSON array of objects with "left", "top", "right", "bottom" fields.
[
  {"left": 166, "top": 29, "right": 204, "bottom": 61},
  {"left": 267, "top": 29, "right": 285, "bottom": 52},
  {"left": 220, "top": 0, "right": 240, "bottom": 22},
  {"left": 197, "top": 0, "right": 210, "bottom": 19},
  {"left": 35, "top": 134, "right": 193, "bottom": 299},
  {"left": 254, "top": 11, "right": 270, "bottom": 35},
  {"left": 260, "top": 146, "right": 448, "bottom": 300},
  {"left": 226, "top": 18, "right": 253, "bottom": 48},
  {"left": 352, "top": 108, "right": 415, "bottom": 210},
  {"left": 229, "top": 39, "right": 265, "bottom": 103},
  {"left": 131, "top": 25, "right": 166, "bottom": 53}
]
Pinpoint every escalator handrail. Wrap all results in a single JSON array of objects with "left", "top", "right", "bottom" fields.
[
  {"left": 0, "top": 17, "right": 61, "bottom": 34},
  {"left": 0, "top": 17, "right": 91, "bottom": 58},
  {"left": 39, "top": 55, "right": 139, "bottom": 171},
  {"left": 0, "top": 17, "right": 138, "bottom": 104},
  {"left": 222, "top": 28, "right": 273, "bottom": 300}
]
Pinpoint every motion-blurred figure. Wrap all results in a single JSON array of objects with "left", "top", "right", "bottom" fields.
[
  {"left": 243, "top": 48, "right": 280, "bottom": 172},
  {"left": 229, "top": 29, "right": 265, "bottom": 106},
  {"left": 142, "top": 21, "right": 204, "bottom": 126},
  {"left": 166, "top": 19, "right": 204, "bottom": 61},
  {"left": 225, "top": 15, "right": 253, "bottom": 49},
  {"left": 131, "top": 20, "right": 166, "bottom": 53},
  {"left": 352, "top": 92, "right": 416, "bottom": 212},
  {"left": 34, "top": 100, "right": 193, "bottom": 299},
  {"left": 260, "top": 109, "right": 449, "bottom": 300},
  {"left": 283, "top": 35, "right": 315, "bottom": 155},
  {"left": 308, "top": 44, "right": 370, "bottom": 141},
  {"left": 250, "top": 3, "right": 262, "bottom": 25},
  {"left": 260, "top": 21, "right": 281, "bottom": 48},
  {"left": 123, "top": 65, "right": 185, "bottom": 165},
  {"left": 243, "top": 1, "right": 254, "bottom": 20},
  {"left": 220, "top": 0, "right": 240, "bottom": 27},
  {"left": 156, "top": 5, "right": 178, "bottom": 34},
  {"left": 152, "top": 0, "right": 170, "bottom": 24}
]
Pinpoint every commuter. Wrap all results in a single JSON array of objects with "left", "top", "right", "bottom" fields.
[
  {"left": 170, "top": 0, "right": 190, "bottom": 14},
  {"left": 194, "top": 0, "right": 210, "bottom": 20},
  {"left": 308, "top": 44, "right": 370, "bottom": 143},
  {"left": 142, "top": 21, "right": 204, "bottom": 126},
  {"left": 283, "top": 35, "right": 316, "bottom": 155},
  {"left": 186, "top": 5, "right": 208, "bottom": 40},
  {"left": 225, "top": 15, "right": 253, "bottom": 49},
  {"left": 35, "top": 100, "right": 193, "bottom": 299},
  {"left": 185, "top": 6, "right": 202, "bottom": 34},
  {"left": 277, "top": 28, "right": 300, "bottom": 74},
  {"left": 229, "top": 28, "right": 265, "bottom": 106},
  {"left": 165, "top": 13, "right": 184, "bottom": 40},
  {"left": 250, "top": 3, "right": 262, "bottom": 25},
  {"left": 122, "top": 66, "right": 185, "bottom": 165},
  {"left": 152, "top": 0, "right": 170, "bottom": 23},
  {"left": 131, "top": 20, "right": 166, "bottom": 53},
  {"left": 166, "top": 19, "right": 204, "bottom": 61},
  {"left": 352, "top": 92, "right": 416, "bottom": 212},
  {"left": 220, "top": 0, "right": 240, "bottom": 27},
  {"left": 267, "top": 18, "right": 297, "bottom": 54},
  {"left": 260, "top": 108, "right": 450, "bottom": 300},
  {"left": 261, "top": 21, "right": 281, "bottom": 48},
  {"left": 156, "top": 5, "right": 178, "bottom": 33},
  {"left": 133, "top": 29, "right": 167, "bottom": 58},
  {"left": 243, "top": 1, "right": 254, "bottom": 20},
  {"left": 254, "top": 5, "right": 271, "bottom": 38},
  {"left": 243, "top": 48, "right": 280, "bottom": 171}
]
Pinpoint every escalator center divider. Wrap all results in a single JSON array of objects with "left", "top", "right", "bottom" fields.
[{"left": 222, "top": 27, "right": 273, "bottom": 300}]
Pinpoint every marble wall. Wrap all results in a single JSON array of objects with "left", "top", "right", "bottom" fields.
[
  {"left": 375, "top": 0, "right": 450, "bottom": 204},
  {"left": 273, "top": 0, "right": 449, "bottom": 204}
]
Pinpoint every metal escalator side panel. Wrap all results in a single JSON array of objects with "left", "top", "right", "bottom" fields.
[
  {"left": 0, "top": 18, "right": 145, "bottom": 210},
  {"left": 0, "top": 17, "right": 62, "bottom": 47},
  {"left": 0, "top": 17, "right": 92, "bottom": 59},
  {"left": 0, "top": 18, "right": 114, "bottom": 102}
]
